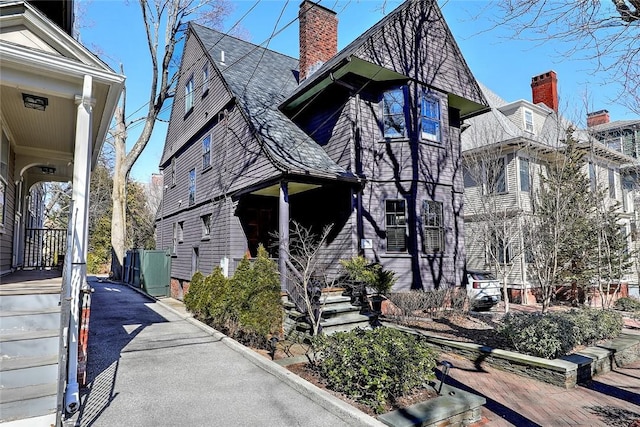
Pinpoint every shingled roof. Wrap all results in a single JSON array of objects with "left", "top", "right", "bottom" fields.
[{"left": 191, "top": 24, "right": 354, "bottom": 181}]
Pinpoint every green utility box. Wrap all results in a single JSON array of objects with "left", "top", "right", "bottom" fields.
[{"left": 125, "top": 249, "right": 171, "bottom": 297}]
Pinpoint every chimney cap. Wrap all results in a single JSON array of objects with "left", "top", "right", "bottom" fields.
[
  {"left": 299, "top": 0, "right": 337, "bottom": 16},
  {"left": 531, "top": 70, "right": 557, "bottom": 84},
  {"left": 587, "top": 109, "right": 609, "bottom": 117}
]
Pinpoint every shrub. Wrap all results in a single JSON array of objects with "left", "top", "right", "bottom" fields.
[
  {"left": 185, "top": 246, "right": 282, "bottom": 348},
  {"left": 497, "top": 308, "right": 624, "bottom": 359},
  {"left": 312, "top": 327, "right": 437, "bottom": 414},
  {"left": 614, "top": 296, "right": 640, "bottom": 312},
  {"left": 231, "top": 246, "right": 282, "bottom": 347},
  {"left": 387, "top": 288, "right": 468, "bottom": 322}
]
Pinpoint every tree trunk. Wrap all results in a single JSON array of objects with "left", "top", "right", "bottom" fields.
[
  {"left": 502, "top": 277, "right": 510, "bottom": 313},
  {"left": 110, "top": 107, "right": 127, "bottom": 280}
]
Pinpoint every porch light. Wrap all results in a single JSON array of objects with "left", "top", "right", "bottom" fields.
[
  {"left": 40, "top": 166, "right": 56, "bottom": 175},
  {"left": 22, "top": 93, "right": 48, "bottom": 111}
]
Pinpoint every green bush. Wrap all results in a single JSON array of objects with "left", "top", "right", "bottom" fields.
[
  {"left": 614, "top": 296, "right": 640, "bottom": 312},
  {"left": 231, "top": 246, "right": 282, "bottom": 347},
  {"left": 312, "top": 327, "right": 437, "bottom": 414},
  {"left": 184, "top": 246, "right": 282, "bottom": 348},
  {"left": 497, "top": 308, "right": 624, "bottom": 359}
]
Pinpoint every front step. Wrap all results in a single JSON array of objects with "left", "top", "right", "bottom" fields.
[
  {"left": 284, "top": 291, "right": 376, "bottom": 336},
  {"left": 0, "top": 383, "right": 57, "bottom": 423},
  {"left": 0, "top": 279, "right": 62, "bottom": 425}
]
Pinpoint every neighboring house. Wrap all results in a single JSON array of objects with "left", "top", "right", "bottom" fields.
[
  {"left": 156, "top": 0, "right": 488, "bottom": 299},
  {"left": 0, "top": 1, "right": 124, "bottom": 424},
  {"left": 462, "top": 71, "right": 637, "bottom": 301},
  {"left": 589, "top": 113, "right": 640, "bottom": 295}
]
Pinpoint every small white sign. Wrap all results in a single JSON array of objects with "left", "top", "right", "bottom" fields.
[{"left": 361, "top": 239, "right": 373, "bottom": 249}]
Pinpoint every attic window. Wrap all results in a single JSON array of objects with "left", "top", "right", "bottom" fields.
[
  {"left": 524, "top": 109, "right": 534, "bottom": 133},
  {"left": 202, "top": 65, "right": 209, "bottom": 96},
  {"left": 185, "top": 76, "right": 194, "bottom": 114},
  {"left": 382, "top": 87, "right": 406, "bottom": 138}
]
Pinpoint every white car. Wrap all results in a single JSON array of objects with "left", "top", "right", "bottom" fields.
[{"left": 466, "top": 270, "right": 501, "bottom": 310}]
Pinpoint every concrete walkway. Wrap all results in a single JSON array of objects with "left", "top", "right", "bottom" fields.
[{"left": 77, "top": 277, "right": 383, "bottom": 427}]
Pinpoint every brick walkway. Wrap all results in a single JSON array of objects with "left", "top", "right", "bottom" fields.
[{"left": 439, "top": 352, "right": 640, "bottom": 426}]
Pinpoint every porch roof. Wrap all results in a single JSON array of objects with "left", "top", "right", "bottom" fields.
[{"left": 0, "top": 1, "right": 124, "bottom": 184}]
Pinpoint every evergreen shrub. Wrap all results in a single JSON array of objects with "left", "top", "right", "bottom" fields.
[
  {"left": 614, "top": 296, "right": 640, "bottom": 312},
  {"left": 312, "top": 327, "right": 437, "bottom": 414},
  {"left": 497, "top": 308, "right": 624, "bottom": 359},
  {"left": 184, "top": 245, "right": 282, "bottom": 348}
]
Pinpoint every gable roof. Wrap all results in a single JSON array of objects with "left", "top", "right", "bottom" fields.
[
  {"left": 590, "top": 119, "right": 640, "bottom": 133},
  {"left": 282, "top": 0, "right": 488, "bottom": 119},
  {"left": 190, "top": 24, "right": 354, "bottom": 181},
  {"left": 462, "top": 83, "right": 638, "bottom": 165}
]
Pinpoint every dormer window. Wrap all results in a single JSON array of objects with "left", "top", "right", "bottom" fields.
[
  {"left": 421, "top": 94, "right": 441, "bottom": 143},
  {"left": 524, "top": 108, "right": 534, "bottom": 133}
]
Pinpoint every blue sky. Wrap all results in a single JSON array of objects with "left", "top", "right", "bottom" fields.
[{"left": 80, "top": 0, "right": 635, "bottom": 182}]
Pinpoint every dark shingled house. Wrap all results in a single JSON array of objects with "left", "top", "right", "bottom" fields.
[{"left": 156, "top": 0, "right": 488, "bottom": 300}]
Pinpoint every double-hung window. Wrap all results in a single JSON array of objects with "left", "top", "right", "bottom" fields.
[
  {"left": 382, "top": 88, "right": 406, "bottom": 138},
  {"left": 609, "top": 169, "right": 616, "bottom": 198},
  {"left": 201, "top": 214, "right": 211, "bottom": 239},
  {"left": 172, "top": 223, "right": 178, "bottom": 255},
  {"left": 524, "top": 109, "right": 534, "bottom": 133},
  {"left": 170, "top": 158, "right": 176, "bottom": 187},
  {"left": 485, "top": 157, "right": 506, "bottom": 194},
  {"left": 188, "top": 168, "right": 196, "bottom": 205},
  {"left": 202, "top": 135, "right": 211, "bottom": 169},
  {"left": 385, "top": 200, "right": 406, "bottom": 252},
  {"left": 589, "top": 163, "right": 596, "bottom": 192},
  {"left": 185, "top": 76, "right": 194, "bottom": 113},
  {"left": 422, "top": 201, "right": 444, "bottom": 253},
  {"left": 202, "top": 65, "right": 209, "bottom": 96},
  {"left": 519, "top": 157, "right": 530, "bottom": 192},
  {"left": 421, "top": 94, "right": 441, "bottom": 142}
]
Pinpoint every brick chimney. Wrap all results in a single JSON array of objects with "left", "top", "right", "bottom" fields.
[
  {"left": 531, "top": 71, "right": 558, "bottom": 112},
  {"left": 299, "top": 1, "right": 338, "bottom": 81},
  {"left": 587, "top": 110, "right": 610, "bottom": 127}
]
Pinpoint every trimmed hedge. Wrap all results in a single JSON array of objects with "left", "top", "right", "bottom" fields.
[
  {"left": 497, "top": 308, "right": 624, "bottom": 359},
  {"left": 614, "top": 297, "right": 640, "bottom": 312},
  {"left": 184, "top": 245, "right": 282, "bottom": 348},
  {"left": 312, "top": 327, "right": 437, "bottom": 414}
]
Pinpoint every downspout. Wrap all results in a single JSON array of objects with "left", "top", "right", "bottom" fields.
[{"left": 64, "top": 75, "right": 94, "bottom": 415}]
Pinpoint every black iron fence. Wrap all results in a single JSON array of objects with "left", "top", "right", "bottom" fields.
[{"left": 23, "top": 228, "right": 66, "bottom": 268}]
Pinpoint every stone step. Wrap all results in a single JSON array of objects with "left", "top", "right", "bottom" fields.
[
  {"left": 0, "top": 354, "right": 59, "bottom": 388},
  {"left": 0, "top": 383, "right": 57, "bottom": 423}
]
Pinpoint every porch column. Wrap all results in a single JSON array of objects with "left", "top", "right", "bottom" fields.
[
  {"left": 279, "top": 180, "right": 289, "bottom": 292},
  {"left": 65, "top": 75, "right": 94, "bottom": 414}
]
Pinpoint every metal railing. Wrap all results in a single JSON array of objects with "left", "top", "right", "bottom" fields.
[{"left": 23, "top": 228, "right": 66, "bottom": 268}]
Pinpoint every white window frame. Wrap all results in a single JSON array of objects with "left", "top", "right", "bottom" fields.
[
  {"left": 201, "top": 214, "right": 211, "bottom": 239},
  {"left": 202, "top": 64, "right": 210, "bottom": 96},
  {"left": 172, "top": 223, "right": 178, "bottom": 255},
  {"left": 483, "top": 157, "right": 507, "bottom": 194},
  {"left": 382, "top": 87, "right": 406, "bottom": 138},
  {"left": 185, "top": 75, "right": 194, "bottom": 113},
  {"left": 422, "top": 200, "right": 444, "bottom": 253},
  {"left": 178, "top": 221, "right": 184, "bottom": 243},
  {"left": 171, "top": 158, "right": 176, "bottom": 187},
  {"left": 188, "top": 168, "right": 196, "bottom": 206},
  {"left": 420, "top": 93, "right": 441, "bottom": 143},
  {"left": 524, "top": 108, "right": 534, "bottom": 133},
  {"left": 608, "top": 168, "right": 616, "bottom": 198},
  {"left": 202, "top": 135, "right": 211, "bottom": 169},
  {"left": 385, "top": 199, "right": 406, "bottom": 252},
  {"left": 519, "top": 157, "right": 531, "bottom": 192}
]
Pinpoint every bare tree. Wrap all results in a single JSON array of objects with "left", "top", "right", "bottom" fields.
[
  {"left": 487, "top": 0, "right": 640, "bottom": 114},
  {"left": 280, "top": 222, "right": 334, "bottom": 336},
  {"left": 108, "top": 0, "right": 232, "bottom": 279}
]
